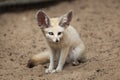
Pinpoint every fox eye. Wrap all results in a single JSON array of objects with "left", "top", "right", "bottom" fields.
[
  {"left": 58, "top": 32, "right": 62, "bottom": 35},
  {"left": 48, "top": 32, "right": 54, "bottom": 35}
]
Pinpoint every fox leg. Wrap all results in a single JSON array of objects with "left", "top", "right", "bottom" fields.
[
  {"left": 71, "top": 44, "right": 85, "bottom": 66},
  {"left": 53, "top": 47, "right": 70, "bottom": 73},
  {"left": 45, "top": 50, "right": 54, "bottom": 73}
]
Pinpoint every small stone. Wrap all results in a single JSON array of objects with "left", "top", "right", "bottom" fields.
[
  {"left": 3, "top": 34, "right": 7, "bottom": 37},
  {"left": 10, "top": 58, "right": 14, "bottom": 61},
  {"left": 96, "top": 69, "right": 101, "bottom": 72},
  {"left": 32, "top": 45, "right": 37, "bottom": 48},
  {"left": 76, "top": 18, "right": 80, "bottom": 21}
]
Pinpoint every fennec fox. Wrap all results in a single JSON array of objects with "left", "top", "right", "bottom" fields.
[{"left": 27, "top": 10, "right": 85, "bottom": 73}]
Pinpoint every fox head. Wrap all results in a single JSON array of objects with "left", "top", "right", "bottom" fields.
[{"left": 36, "top": 10, "right": 72, "bottom": 43}]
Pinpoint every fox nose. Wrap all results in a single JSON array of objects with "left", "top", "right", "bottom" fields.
[{"left": 56, "top": 39, "right": 59, "bottom": 42}]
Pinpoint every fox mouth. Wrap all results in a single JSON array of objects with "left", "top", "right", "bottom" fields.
[
  {"left": 47, "top": 38, "right": 60, "bottom": 43},
  {"left": 53, "top": 40, "right": 60, "bottom": 43},
  {"left": 49, "top": 39, "right": 60, "bottom": 43},
  {"left": 55, "top": 39, "right": 59, "bottom": 43}
]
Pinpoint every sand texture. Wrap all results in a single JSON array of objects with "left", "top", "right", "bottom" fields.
[{"left": 0, "top": 0, "right": 120, "bottom": 80}]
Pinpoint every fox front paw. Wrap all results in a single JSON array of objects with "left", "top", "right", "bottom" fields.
[
  {"left": 45, "top": 69, "right": 56, "bottom": 73},
  {"left": 45, "top": 68, "right": 53, "bottom": 73},
  {"left": 50, "top": 69, "right": 62, "bottom": 73},
  {"left": 45, "top": 68, "right": 62, "bottom": 73},
  {"left": 55, "top": 67, "right": 62, "bottom": 72}
]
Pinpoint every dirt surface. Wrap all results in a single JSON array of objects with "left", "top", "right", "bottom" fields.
[{"left": 0, "top": 0, "right": 120, "bottom": 80}]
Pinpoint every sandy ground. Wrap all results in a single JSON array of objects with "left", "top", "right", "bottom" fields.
[{"left": 0, "top": 0, "right": 120, "bottom": 80}]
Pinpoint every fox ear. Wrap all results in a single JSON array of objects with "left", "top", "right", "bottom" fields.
[
  {"left": 59, "top": 10, "right": 72, "bottom": 28},
  {"left": 36, "top": 10, "right": 50, "bottom": 28}
]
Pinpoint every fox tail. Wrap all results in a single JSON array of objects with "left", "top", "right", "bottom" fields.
[{"left": 27, "top": 51, "right": 50, "bottom": 68}]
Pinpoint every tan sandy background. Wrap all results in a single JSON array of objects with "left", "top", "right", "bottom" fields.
[{"left": 0, "top": 0, "right": 120, "bottom": 80}]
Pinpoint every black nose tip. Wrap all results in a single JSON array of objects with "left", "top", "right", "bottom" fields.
[{"left": 56, "top": 39, "right": 59, "bottom": 42}]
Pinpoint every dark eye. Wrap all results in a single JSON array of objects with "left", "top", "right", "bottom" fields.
[
  {"left": 48, "top": 32, "right": 54, "bottom": 35},
  {"left": 58, "top": 32, "right": 62, "bottom": 35}
]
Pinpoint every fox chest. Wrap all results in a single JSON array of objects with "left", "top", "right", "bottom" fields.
[{"left": 48, "top": 41, "right": 69, "bottom": 49}]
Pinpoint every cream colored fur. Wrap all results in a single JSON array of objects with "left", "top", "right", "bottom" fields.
[{"left": 27, "top": 10, "right": 85, "bottom": 74}]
